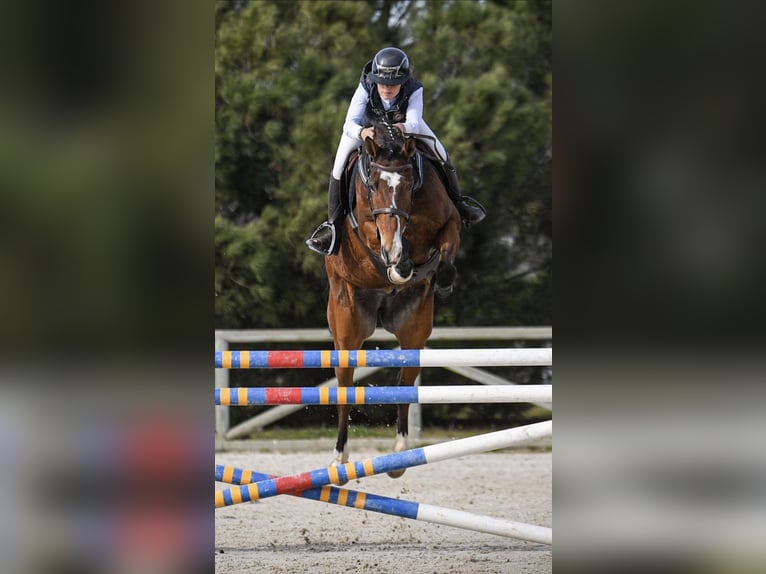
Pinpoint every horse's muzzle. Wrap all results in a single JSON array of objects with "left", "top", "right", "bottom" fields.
[
  {"left": 380, "top": 229, "right": 412, "bottom": 283},
  {"left": 380, "top": 240, "right": 402, "bottom": 266},
  {"left": 386, "top": 264, "right": 413, "bottom": 285}
]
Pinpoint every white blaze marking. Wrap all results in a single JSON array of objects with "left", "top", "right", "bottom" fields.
[
  {"left": 379, "top": 170, "right": 402, "bottom": 191},
  {"left": 378, "top": 168, "right": 405, "bottom": 265}
]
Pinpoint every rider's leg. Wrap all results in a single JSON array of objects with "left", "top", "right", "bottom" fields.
[
  {"left": 416, "top": 121, "right": 486, "bottom": 227},
  {"left": 440, "top": 161, "right": 487, "bottom": 226},
  {"left": 305, "top": 178, "right": 342, "bottom": 255},
  {"left": 305, "top": 135, "right": 359, "bottom": 256}
]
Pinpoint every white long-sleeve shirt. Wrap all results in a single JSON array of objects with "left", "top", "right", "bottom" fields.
[
  {"left": 342, "top": 83, "right": 426, "bottom": 141},
  {"left": 331, "top": 79, "right": 445, "bottom": 179}
]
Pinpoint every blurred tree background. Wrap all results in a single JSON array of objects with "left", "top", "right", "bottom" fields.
[{"left": 214, "top": 0, "right": 551, "bottom": 430}]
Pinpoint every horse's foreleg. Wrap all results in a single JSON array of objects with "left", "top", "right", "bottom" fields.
[
  {"left": 325, "top": 270, "right": 378, "bottom": 482},
  {"left": 434, "top": 220, "right": 461, "bottom": 297}
]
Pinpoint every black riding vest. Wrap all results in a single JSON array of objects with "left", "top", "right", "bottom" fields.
[{"left": 360, "top": 60, "right": 423, "bottom": 126}]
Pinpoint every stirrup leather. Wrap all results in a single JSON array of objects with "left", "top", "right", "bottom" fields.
[{"left": 305, "top": 221, "right": 337, "bottom": 256}]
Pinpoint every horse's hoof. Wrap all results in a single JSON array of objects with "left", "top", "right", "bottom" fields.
[
  {"left": 387, "top": 434, "right": 409, "bottom": 479},
  {"left": 330, "top": 448, "right": 350, "bottom": 485},
  {"left": 333, "top": 446, "right": 349, "bottom": 464},
  {"left": 435, "top": 284, "right": 454, "bottom": 299},
  {"left": 435, "top": 262, "right": 456, "bottom": 298}
]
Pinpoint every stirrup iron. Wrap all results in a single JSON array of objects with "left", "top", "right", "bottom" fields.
[
  {"left": 459, "top": 196, "right": 487, "bottom": 227},
  {"left": 305, "top": 221, "right": 337, "bottom": 256}
]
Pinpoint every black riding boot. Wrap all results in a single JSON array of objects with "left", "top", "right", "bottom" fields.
[
  {"left": 305, "top": 177, "right": 343, "bottom": 256},
  {"left": 442, "top": 162, "right": 487, "bottom": 227}
]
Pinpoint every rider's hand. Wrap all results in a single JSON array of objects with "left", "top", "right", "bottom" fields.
[
  {"left": 393, "top": 123, "right": 406, "bottom": 135},
  {"left": 360, "top": 127, "right": 374, "bottom": 141}
]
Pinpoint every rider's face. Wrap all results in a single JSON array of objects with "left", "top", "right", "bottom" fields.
[{"left": 376, "top": 83, "right": 402, "bottom": 100}]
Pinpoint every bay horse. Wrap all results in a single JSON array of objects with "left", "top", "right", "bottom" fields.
[{"left": 324, "top": 119, "right": 462, "bottom": 479}]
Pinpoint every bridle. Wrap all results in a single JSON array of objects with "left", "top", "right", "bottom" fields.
[
  {"left": 366, "top": 160, "right": 414, "bottom": 224},
  {"left": 350, "top": 137, "right": 439, "bottom": 285}
]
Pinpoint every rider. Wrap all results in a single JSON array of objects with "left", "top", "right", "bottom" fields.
[{"left": 305, "top": 46, "right": 487, "bottom": 256}]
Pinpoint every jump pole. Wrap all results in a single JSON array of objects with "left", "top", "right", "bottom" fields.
[
  {"left": 216, "top": 384, "right": 552, "bottom": 406},
  {"left": 216, "top": 464, "right": 552, "bottom": 545},
  {"left": 215, "top": 348, "right": 552, "bottom": 369},
  {"left": 215, "top": 420, "right": 551, "bottom": 509}
]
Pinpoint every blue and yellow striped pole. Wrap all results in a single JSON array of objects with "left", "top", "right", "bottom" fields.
[
  {"left": 216, "top": 464, "right": 412, "bottom": 517},
  {"left": 215, "top": 464, "right": 551, "bottom": 544},
  {"left": 214, "top": 349, "right": 395, "bottom": 369},
  {"left": 214, "top": 421, "right": 551, "bottom": 509},
  {"left": 214, "top": 348, "right": 552, "bottom": 369},
  {"left": 215, "top": 385, "right": 553, "bottom": 406}
]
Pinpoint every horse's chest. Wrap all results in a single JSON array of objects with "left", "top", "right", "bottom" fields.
[{"left": 355, "top": 284, "right": 431, "bottom": 331}]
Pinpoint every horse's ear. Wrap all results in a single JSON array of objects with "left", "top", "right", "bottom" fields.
[
  {"left": 365, "top": 135, "right": 378, "bottom": 157},
  {"left": 404, "top": 137, "right": 417, "bottom": 158}
]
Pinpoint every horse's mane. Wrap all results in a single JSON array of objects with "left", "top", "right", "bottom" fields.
[{"left": 371, "top": 119, "right": 405, "bottom": 160}]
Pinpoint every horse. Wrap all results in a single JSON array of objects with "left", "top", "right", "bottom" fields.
[{"left": 324, "top": 119, "right": 462, "bottom": 479}]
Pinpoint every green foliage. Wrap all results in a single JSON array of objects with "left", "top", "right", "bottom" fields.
[{"left": 215, "top": 0, "right": 551, "bottom": 329}]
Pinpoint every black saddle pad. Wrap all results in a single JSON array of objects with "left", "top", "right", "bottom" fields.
[{"left": 340, "top": 150, "right": 360, "bottom": 214}]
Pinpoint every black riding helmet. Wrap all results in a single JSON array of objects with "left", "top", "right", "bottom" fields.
[{"left": 370, "top": 47, "right": 410, "bottom": 85}]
